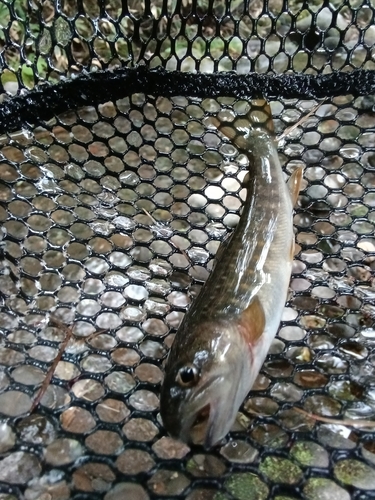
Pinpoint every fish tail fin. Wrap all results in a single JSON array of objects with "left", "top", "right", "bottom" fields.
[{"left": 211, "top": 99, "right": 275, "bottom": 151}]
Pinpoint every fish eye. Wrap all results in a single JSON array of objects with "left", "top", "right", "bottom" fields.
[{"left": 176, "top": 364, "right": 200, "bottom": 387}]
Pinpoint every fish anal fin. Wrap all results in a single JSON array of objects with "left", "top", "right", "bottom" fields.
[
  {"left": 237, "top": 295, "right": 265, "bottom": 346},
  {"left": 288, "top": 167, "right": 304, "bottom": 207}
]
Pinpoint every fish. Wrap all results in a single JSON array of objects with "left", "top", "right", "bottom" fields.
[{"left": 160, "top": 99, "right": 303, "bottom": 448}]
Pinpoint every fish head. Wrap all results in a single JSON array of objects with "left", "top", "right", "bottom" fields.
[{"left": 160, "top": 318, "right": 253, "bottom": 448}]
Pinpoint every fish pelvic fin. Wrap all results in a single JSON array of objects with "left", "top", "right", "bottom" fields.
[
  {"left": 237, "top": 295, "right": 266, "bottom": 346},
  {"left": 289, "top": 238, "right": 296, "bottom": 263},
  {"left": 288, "top": 166, "right": 304, "bottom": 207},
  {"left": 211, "top": 99, "right": 275, "bottom": 152}
]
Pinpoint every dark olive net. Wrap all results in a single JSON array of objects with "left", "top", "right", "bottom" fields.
[{"left": 1, "top": 1, "right": 375, "bottom": 500}]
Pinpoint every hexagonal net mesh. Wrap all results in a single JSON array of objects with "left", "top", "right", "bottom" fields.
[{"left": 0, "top": 1, "right": 375, "bottom": 500}]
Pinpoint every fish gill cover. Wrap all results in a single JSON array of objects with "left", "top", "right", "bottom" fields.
[{"left": 0, "top": 0, "right": 375, "bottom": 499}]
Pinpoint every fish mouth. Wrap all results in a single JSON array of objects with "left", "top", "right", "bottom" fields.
[
  {"left": 179, "top": 370, "right": 253, "bottom": 450},
  {"left": 189, "top": 403, "right": 211, "bottom": 446},
  {"left": 167, "top": 349, "right": 252, "bottom": 448},
  {"left": 183, "top": 397, "right": 234, "bottom": 449},
  {"left": 180, "top": 385, "right": 237, "bottom": 449}
]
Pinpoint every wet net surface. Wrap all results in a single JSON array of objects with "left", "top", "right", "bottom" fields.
[{"left": 1, "top": 1, "right": 375, "bottom": 500}]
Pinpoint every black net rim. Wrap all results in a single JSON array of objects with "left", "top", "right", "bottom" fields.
[{"left": 0, "top": 67, "right": 375, "bottom": 135}]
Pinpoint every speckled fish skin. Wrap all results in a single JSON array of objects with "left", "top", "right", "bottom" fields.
[{"left": 160, "top": 100, "right": 302, "bottom": 448}]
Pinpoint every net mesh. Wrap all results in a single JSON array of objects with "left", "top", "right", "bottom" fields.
[{"left": 1, "top": 1, "right": 375, "bottom": 499}]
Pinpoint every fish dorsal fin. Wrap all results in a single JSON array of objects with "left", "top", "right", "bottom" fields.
[
  {"left": 288, "top": 167, "right": 304, "bottom": 207},
  {"left": 237, "top": 295, "right": 266, "bottom": 346},
  {"left": 210, "top": 231, "right": 233, "bottom": 273}
]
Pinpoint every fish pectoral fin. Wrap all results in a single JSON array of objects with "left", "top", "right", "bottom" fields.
[
  {"left": 237, "top": 295, "right": 266, "bottom": 346},
  {"left": 287, "top": 167, "right": 304, "bottom": 207}
]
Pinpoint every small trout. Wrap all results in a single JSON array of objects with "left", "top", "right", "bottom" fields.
[{"left": 160, "top": 100, "right": 303, "bottom": 448}]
